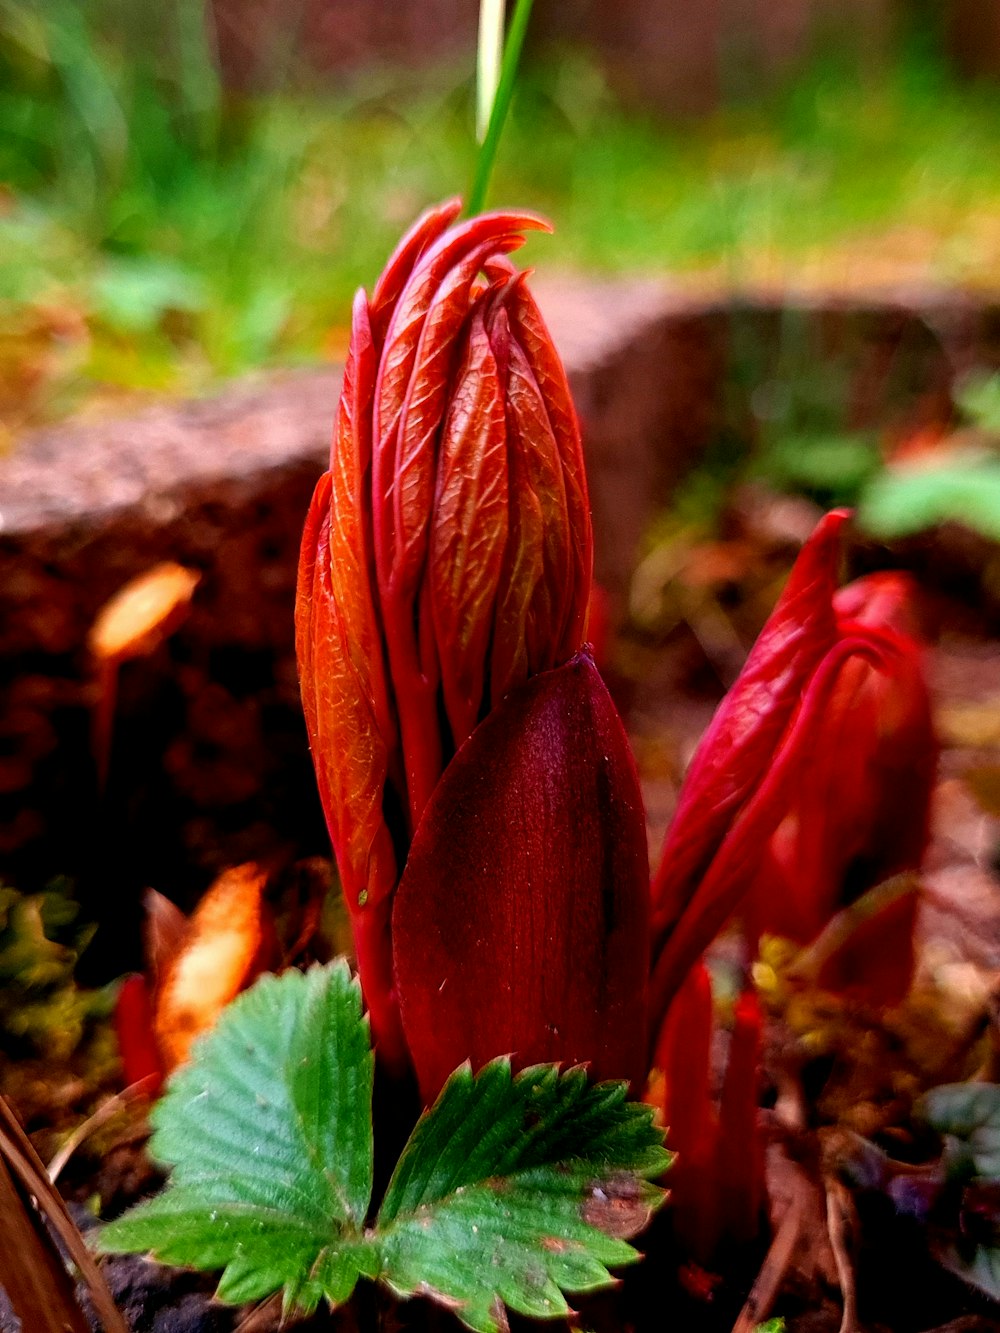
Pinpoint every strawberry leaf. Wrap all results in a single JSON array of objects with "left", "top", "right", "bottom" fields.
[
  {"left": 374, "top": 1059, "right": 671, "bottom": 1333},
  {"left": 100, "top": 966, "right": 669, "bottom": 1328},
  {"left": 99, "top": 963, "right": 377, "bottom": 1314}
]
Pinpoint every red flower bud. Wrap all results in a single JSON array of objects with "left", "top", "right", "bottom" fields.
[
  {"left": 296, "top": 204, "right": 645, "bottom": 1088},
  {"left": 393, "top": 650, "right": 650, "bottom": 1103},
  {"left": 745, "top": 571, "right": 935, "bottom": 949},
  {"left": 648, "top": 513, "right": 936, "bottom": 1037}
]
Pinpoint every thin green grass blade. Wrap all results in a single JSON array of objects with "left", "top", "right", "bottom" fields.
[{"left": 468, "top": 0, "right": 535, "bottom": 214}]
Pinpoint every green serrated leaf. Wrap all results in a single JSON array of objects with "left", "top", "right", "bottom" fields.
[
  {"left": 375, "top": 1060, "right": 671, "bottom": 1333},
  {"left": 100, "top": 962, "right": 377, "bottom": 1314},
  {"left": 920, "top": 1083, "right": 1000, "bottom": 1181}
]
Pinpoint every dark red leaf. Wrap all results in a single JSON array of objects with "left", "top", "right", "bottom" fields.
[
  {"left": 651, "top": 510, "right": 847, "bottom": 950},
  {"left": 392, "top": 651, "right": 650, "bottom": 1104}
]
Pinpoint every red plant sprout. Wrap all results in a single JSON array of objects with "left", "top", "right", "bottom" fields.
[
  {"left": 114, "top": 974, "right": 163, "bottom": 1096},
  {"left": 648, "top": 964, "right": 765, "bottom": 1264},
  {"left": 648, "top": 513, "right": 937, "bottom": 1039},
  {"left": 296, "top": 202, "right": 646, "bottom": 1092},
  {"left": 745, "top": 570, "right": 935, "bottom": 952},
  {"left": 650, "top": 961, "right": 717, "bottom": 1259}
]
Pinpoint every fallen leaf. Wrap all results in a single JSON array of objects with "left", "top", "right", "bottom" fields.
[
  {"left": 153, "top": 864, "right": 274, "bottom": 1072},
  {"left": 89, "top": 562, "right": 200, "bottom": 664}
]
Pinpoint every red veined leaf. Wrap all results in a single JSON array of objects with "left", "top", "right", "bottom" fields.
[
  {"left": 369, "top": 198, "right": 463, "bottom": 347},
  {"left": 429, "top": 302, "right": 510, "bottom": 746}
]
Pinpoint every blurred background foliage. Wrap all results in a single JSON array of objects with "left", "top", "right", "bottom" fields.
[{"left": 1, "top": 0, "right": 999, "bottom": 445}]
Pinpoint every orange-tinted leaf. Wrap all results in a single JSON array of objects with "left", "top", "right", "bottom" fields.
[
  {"left": 429, "top": 304, "right": 510, "bottom": 745},
  {"left": 385, "top": 241, "right": 507, "bottom": 605},
  {"left": 369, "top": 198, "right": 463, "bottom": 345},
  {"left": 152, "top": 863, "right": 273, "bottom": 1072},
  {"left": 372, "top": 212, "right": 544, "bottom": 486},
  {"left": 506, "top": 335, "right": 574, "bottom": 677},
  {"left": 142, "top": 888, "right": 189, "bottom": 988},
  {"left": 88, "top": 562, "right": 200, "bottom": 663},
  {"left": 506, "top": 280, "right": 592, "bottom": 660},
  {"left": 488, "top": 308, "right": 546, "bottom": 705}
]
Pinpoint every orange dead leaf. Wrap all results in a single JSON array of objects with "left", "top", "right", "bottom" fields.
[
  {"left": 152, "top": 864, "right": 274, "bottom": 1072},
  {"left": 88, "top": 562, "right": 200, "bottom": 789},
  {"left": 89, "top": 562, "right": 200, "bottom": 665}
]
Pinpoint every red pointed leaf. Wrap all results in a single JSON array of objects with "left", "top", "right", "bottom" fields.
[
  {"left": 799, "top": 877, "right": 921, "bottom": 1008},
  {"left": 372, "top": 211, "right": 546, "bottom": 477},
  {"left": 506, "top": 281, "right": 593, "bottom": 659},
  {"left": 488, "top": 311, "right": 546, "bottom": 704},
  {"left": 744, "top": 572, "right": 935, "bottom": 950},
  {"left": 506, "top": 335, "right": 574, "bottom": 674},
  {"left": 653, "top": 961, "right": 714, "bottom": 1162},
  {"left": 392, "top": 652, "right": 650, "bottom": 1104},
  {"left": 369, "top": 198, "right": 462, "bottom": 346},
  {"left": 429, "top": 304, "right": 510, "bottom": 746},
  {"left": 649, "top": 630, "right": 884, "bottom": 1034},
  {"left": 652, "top": 510, "right": 848, "bottom": 946},
  {"left": 653, "top": 961, "right": 719, "bottom": 1261},
  {"left": 377, "top": 241, "right": 505, "bottom": 604}
]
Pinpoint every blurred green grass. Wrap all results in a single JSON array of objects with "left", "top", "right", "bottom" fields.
[{"left": 2, "top": 0, "right": 1000, "bottom": 438}]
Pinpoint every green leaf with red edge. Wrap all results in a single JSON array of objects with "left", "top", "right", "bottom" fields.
[{"left": 375, "top": 1059, "right": 671, "bottom": 1333}]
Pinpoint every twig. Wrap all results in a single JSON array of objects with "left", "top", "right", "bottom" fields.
[
  {"left": 825, "top": 1178, "right": 860, "bottom": 1333},
  {"left": 730, "top": 1170, "right": 807, "bottom": 1333},
  {"left": 48, "top": 1079, "right": 154, "bottom": 1185},
  {"left": 0, "top": 1096, "right": 129, "bottom": 1333},
  {"left": 233, "top": 1292, "right": 284, "bottom": 1332}
]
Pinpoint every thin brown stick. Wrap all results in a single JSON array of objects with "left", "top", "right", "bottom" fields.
[
  {"left": 825, "top": 1178, "right": 860, "bottom": 1333},
  {"left": 0, "top": 1154, "right": 92, "bottom": 1333},
  {"left": 0, "top": 1096, "right": 129, "bottom": 1333},
  {"left": 48, "top": 1079, "right": 153, "bottom": 1185},
  {"left": 730, "top": 1173, "right": 807, "bottom": 1333},
  {"left": 233, "top": 1292, "right": 284, "bottom": 1331}
]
